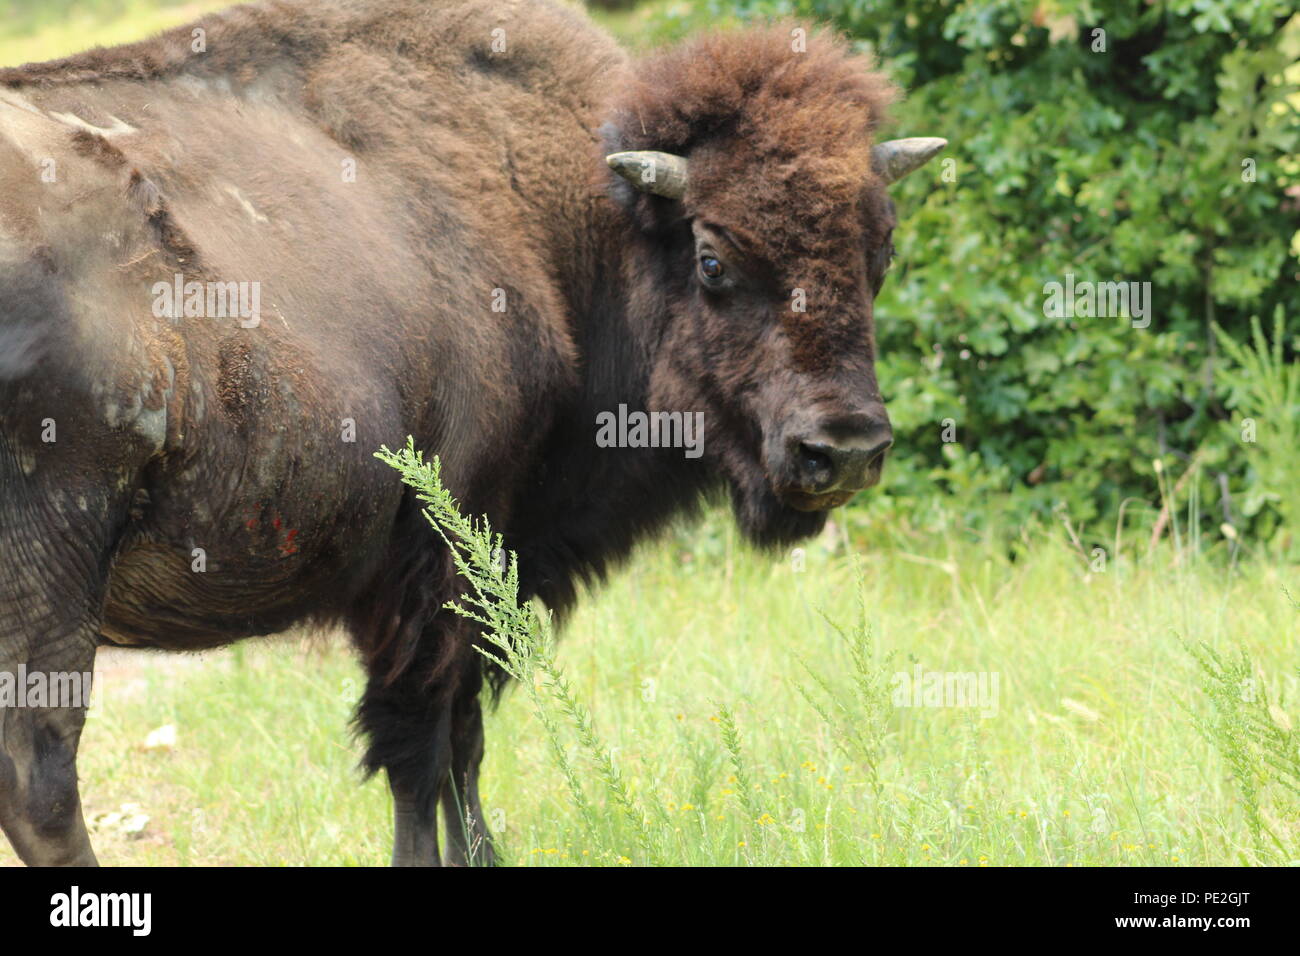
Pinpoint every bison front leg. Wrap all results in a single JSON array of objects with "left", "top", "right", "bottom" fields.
[
  {"left": 356, "top": 667, "right": 454, "bottom": 867},
  {"left": 351, "top": 564, "right": 493, "bottom": 865},
  {"left": 388, "top": 707, "right": 453, "bottom": 868},
  {"left": 441, "top": 666, "right": 494, "bottom": 867}
]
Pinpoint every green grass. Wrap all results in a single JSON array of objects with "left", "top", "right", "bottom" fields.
[{"left": 4, "top": 494, "right": 1293, "bottom": 867}]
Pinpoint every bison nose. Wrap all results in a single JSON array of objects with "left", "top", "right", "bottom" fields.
[{"left": 795, "top": 431, "right": 893, "bottom": 494}]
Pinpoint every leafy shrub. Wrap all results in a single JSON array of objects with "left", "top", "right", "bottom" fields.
[{"left": 1212, "top": 309, "right": 1300, "bottom": 553}]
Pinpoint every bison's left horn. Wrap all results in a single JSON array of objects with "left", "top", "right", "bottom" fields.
[
  {"left": 605, "top": 150, "right": 689, "bottom": 199},
  {"left": 871, "top": 137, "right": 948, "bottom": 185}
]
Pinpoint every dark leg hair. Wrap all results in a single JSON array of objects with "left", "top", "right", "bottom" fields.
[
  {"left": 441, "top": 660, "right": 494, "bottom": 866},
  {"left": 356, "top": 656, "right": 457, "bottom": 867}
]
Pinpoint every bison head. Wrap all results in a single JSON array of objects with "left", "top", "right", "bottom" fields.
[{"left": 601, "top": 25, "right": 945, "bottom": 546}]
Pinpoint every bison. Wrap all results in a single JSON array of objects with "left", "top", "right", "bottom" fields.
[{"left": 0, "top": 0, "right": 943, "bottom": 865}]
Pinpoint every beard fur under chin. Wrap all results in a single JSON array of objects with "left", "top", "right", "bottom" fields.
[{"left": 728, "top": 479, "right": 829, "bottom": 550}]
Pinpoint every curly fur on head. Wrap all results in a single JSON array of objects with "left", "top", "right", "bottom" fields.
[
  {"left": 605, "top": 22, "right": 896, "bottom": 160},
  {"left": 601, "top": 23, "right": 900, "bottom": 372}
]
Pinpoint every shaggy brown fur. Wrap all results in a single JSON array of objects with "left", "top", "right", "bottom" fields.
[
  {"left": 602, "top": 26, "right": 897, "bottom": 371},
  {"left": 0, "top": 0, "right": 929, "bottom": 866}
]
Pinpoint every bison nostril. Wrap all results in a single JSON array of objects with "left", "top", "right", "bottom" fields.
[
  {"left": 865, "top": 436, "right": 893, "bottom": 470},
  {"left": 797, "top": 442, "right": 835, "bottom": 489},
  {"left": 792, "top": 431, "right": 892, "bottom": 495}
]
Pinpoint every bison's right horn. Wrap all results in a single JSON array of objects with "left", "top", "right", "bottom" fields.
[
  {"left": 871, "top": 137, "right": 948, "bottom": 185},
  {"left": 606, "top": 150, "right": 689, "bottom": 199}
]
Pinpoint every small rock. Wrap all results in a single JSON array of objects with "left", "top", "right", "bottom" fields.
[{"left": 144, "top": 723, "right": 178, "bottom": 750}]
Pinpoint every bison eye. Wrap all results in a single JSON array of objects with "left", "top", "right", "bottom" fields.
[{"left": 699, "top": 255, "right": 724, "bottom": 282}]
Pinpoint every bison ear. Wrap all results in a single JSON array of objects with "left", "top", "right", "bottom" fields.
[
  {"left": 605, "top": 150, "right": 689, "bottom": 200},
  {"left": 870, "top": 138, "right": 948, "bottom": 185}
]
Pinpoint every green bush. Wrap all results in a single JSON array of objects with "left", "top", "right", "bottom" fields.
[{"left": 638, "top": 0, "right": 1300, "bottom": 546}]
